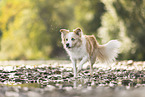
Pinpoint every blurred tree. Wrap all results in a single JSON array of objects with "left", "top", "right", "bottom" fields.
[
  {"left": 0, "top": 0, "right": 145, "bottom": 60},
  {"left": 74, "top": 0, "right": 106, "bottom": 40},
  {"left": 0, "top": 0, "right": 76, "bottom": 59},
  {"left": 99, "top": 0, "right": 145, "bottom": 60},
  {"left": 0, "top": 0, "right": 31, "bottom": 59},
  {"left": 113, "top": 0, "right": 145, "bottom": 60},
  {"left": 31, "top": 0, "right": 75, "bottom": 58}
]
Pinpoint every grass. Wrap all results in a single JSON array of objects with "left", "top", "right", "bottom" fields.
[{"left": 2, "top": 83, "right": 41, "bottom": 88}]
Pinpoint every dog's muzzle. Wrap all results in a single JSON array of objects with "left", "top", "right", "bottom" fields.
[{"left": 66, "top": 43, "right": 71, "bottom": 48}]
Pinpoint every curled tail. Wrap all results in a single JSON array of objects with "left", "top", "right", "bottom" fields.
[{"left": 97, "top": 40, "right": 121, "bottom": 63}]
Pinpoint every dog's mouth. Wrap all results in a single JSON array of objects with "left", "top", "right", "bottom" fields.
[{"left": 66, "top": 46, "right": 71, "bottom": 49}]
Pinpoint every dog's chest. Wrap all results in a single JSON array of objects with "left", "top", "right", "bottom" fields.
[{"left": 67, "top": 45, "right": 88, "bottom": 59}]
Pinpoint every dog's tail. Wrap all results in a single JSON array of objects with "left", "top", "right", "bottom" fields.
[{"left": 97, "top": 40, "right": 121, "bottom": 63}]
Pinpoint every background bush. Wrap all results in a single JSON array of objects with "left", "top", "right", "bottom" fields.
[{"left": 0, "top": 0, "right": 145, "bottom": 60}]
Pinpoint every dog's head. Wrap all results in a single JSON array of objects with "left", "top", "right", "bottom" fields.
[{"left": 60, "top": 28, "right": 83, "bottom": 49}]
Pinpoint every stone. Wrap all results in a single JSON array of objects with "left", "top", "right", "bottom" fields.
[
  {"left": 122, "top": 79, "right": 131, "bottom": 86},
  {"left": 44, "top": 85, "right": 56, "bottom": 91},
  {"left": 27, "top": 91, "right": 41, "bottom": 97},
  {"left": 22, "top": 87, "right": 29, "bottom": 92},
  {"left": 63, "top": 86, "right": 73, "bottom": 91},
  {"left": 5, "top": 91, "right": 19, "bottom": 97}
]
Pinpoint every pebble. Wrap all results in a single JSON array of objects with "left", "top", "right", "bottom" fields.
[
  {"left": 44, "top": 85, "right": 56, "bottom": 91},
  {"left": 63, "top": 86, "right": 73, "bottom": 91},
  {"left": 5, "top": 91, "right": 19, "bottom": 97},
  {"left": 115, "top": 86, "right": 126, "bottom": 91},
  {"left": 0, "top": 60, "right": 145, "bottom": 97},
  {"left": 27, "top": 91, "right": 41, "bottom": 97},
  {"left": 12, "top": 87, "right": 19, "bottom": 92},
  {"left": 22, "top": 87, "right": 29, "bottom": 92},
  {"left": 0, "top": 93, "right": 5, "bottom": 97}
]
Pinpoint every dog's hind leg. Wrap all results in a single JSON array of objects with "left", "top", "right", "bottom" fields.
[
  {"left": 89, "top": 52, "right": 97, "bottom": 76},
  {"left": 70, "top": 58, "right": 77, "bottom": 78},
  {"left": 90, "top": 59, "right": 95, "bottom": 76}
]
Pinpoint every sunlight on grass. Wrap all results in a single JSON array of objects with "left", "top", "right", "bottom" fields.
[{"left": 2, "top": 83, "right": 41, "bottom": 88}]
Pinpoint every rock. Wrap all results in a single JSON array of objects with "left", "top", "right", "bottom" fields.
[
  {"left": 109, "top": 82, "right": 115, "bottom": 87},
  {"left": 63, "top": 86, "right": 73, "bottom": 91},
  {"left": 127, "top": 60, "right": 134, "bottom": 66},
  {"left": 0, "top": 61, "right": 145, "bottom": 97},
  {"left": 34, "top": 88, "right": 44, "bottom": 94},
  {"left": 43, "top": 90, "right": 66, "bottom": 97},
  {"left": 76, "top": 84, "right": 83, "bottom": 90},
  {"left": 0, "top": 93, "right": 5, "bottom": 97},
  {"left": 129, "top": 82, "right": 137, "bottom": 87},
  {"left": 68, "top": 73, "right": 74, "bottom": 77},
  {"left": 5, "top": 91, "right": 19, "bottom": 97},
  {"left": 122, "top": 79, "right": 132, "bottom": 86},
  {"left": 54, "top": 70, "right": 61, "bottom": 74},
  {"left": 12, "top": 87, "right": 19, "bottom": 92},
  {"left": 22, "top": 87, "right": 29, "bottom": 92},
  {"left": 115, "top": 86, "right": 126, "bottom": 91},
  {"left": 44, "top": 85, "right": 56, "bottom": 91},
  {"left": 27, "top": 91, "right": 41, "bottom": 97},
  {"left": 87, "top": 86, "right": 92, "bottom": 90},
  {"left": 137, "top": 78, "right": 143, "bottom": 84}
]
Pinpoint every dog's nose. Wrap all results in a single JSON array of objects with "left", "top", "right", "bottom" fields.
[{"left": 66, "top": 43, "right": 69, "bottom": 47}]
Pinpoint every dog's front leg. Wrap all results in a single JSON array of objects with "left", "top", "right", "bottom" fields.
[
  {"left": 70, "top": 58, "right": 77, "bottom": 78},
  {"left": 78, "top": 56, "right": 88, "bottom": 72}
]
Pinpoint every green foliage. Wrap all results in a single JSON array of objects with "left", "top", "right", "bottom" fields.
[
  {"left": 99, "top": 0, "right": 145, "bottom": 60},
  {"left": 0, "top": 0, "right": 145, "bottom": 60},
  {"left": 113, "top": 0, "right": 145, "bottom": 60},
  {"left": 74, "top": 0, "right": 105, "bottom": 38}
]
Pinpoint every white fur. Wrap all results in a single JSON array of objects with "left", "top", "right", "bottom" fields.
[
  {"left": 97, "top": 40, "right": 121, "bottom": 63},
  {"left": 104, "top": 40, "right": 121, "bottom": 62},
  {"left": 66, "top": 35, "right": 88, "bottom": 59},
  {"left": 65, "top": 34, "right": 89, "bottom": 77},
  {"left": 66, "top": 32, "right": 74, "bottom": 48},
  {"left": 61, "top": 29, "right": 121, "bottom": 78}
]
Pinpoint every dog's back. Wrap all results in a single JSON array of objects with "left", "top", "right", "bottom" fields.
[
  {"left": 85, "top": 35, "right": 98, "bottom": 57},
  {"left": 85, "top": 35, "right": 121, "bottom": 64}
]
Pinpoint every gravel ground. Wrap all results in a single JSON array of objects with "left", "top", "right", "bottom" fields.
[{"left": 0, "top": 60, "right": 145, "bottom": 97}]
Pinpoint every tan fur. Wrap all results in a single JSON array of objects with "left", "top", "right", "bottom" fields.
[
  {"left": 61, "top": 33, "right": 82, "bottom": 48},
  {"left": 73, "top": 28, "right": 82, "bottom": 37},
  {"left": 85, "top": 35, "right": 98, "bottom": 56},
  {"left": 60, "top": 28, "right": 121, "bottom": 77},
  {"left": 71, "top": 34, "right": 82, "bottom": 48},
  {"left": 97, "top": 45, "right": 108, "bottom": 63},
  {"left": 85, "top": 35, "right": 120, "bottom": 64}
]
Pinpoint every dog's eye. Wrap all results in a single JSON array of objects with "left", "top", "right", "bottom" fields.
[
  {"left": 66, "top": 39, "right": 68, "bottom": 41},
  {"left": 71, "top": 38, "right": 75, "bottom": 41}
]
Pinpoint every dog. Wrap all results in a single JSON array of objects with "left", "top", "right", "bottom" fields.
[{"left": 60, "top": 27, "right": 121, "bottom": 78}]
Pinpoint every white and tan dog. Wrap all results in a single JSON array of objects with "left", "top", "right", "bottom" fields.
[{"left": 60, "top": 28, "right": 121, "bottom": 77}]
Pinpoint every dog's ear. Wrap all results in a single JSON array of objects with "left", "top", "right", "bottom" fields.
[
  {"left": 60, "top": 29, "right": 69, "bottom": 36},
  {"left": 73, "top": 28, "right": 82, "bottom": 37}
]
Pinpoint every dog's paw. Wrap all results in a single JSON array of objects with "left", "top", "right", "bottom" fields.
[
  {"left": 77, "top": 66, "right": 82, "bottom": 72},
  {"left": 77, "top": 70, "right": 81, "bottom": 73},
  {"left": 78, "top": 69, "right": 84, "bottom": 73},
  {"left": 77, "top": 68, "right": 82, "bottom": 73}
]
